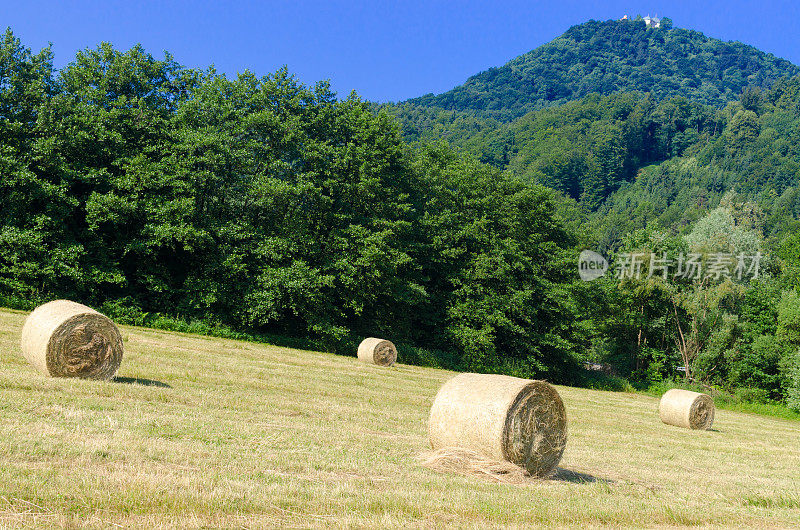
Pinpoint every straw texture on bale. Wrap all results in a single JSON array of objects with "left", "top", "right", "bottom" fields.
[
  {"left": 20, "top": 300, "right": 123, "bottom": 380},
  {"left": 428, "top": 373, "right": 567, "bottom": 477},
  {"left": 659, "top": 388, "right": 715, "bottom": 430},
  {"left": 357, "top": 337, "right": 397, "bottom": 366}
]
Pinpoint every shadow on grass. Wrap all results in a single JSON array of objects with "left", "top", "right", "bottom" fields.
[
  {"left": 552, "top": 467, "right": 614, "bottom": 484},
  {"left": 113, "top": 376, "right": 171, "bottom": 388}
]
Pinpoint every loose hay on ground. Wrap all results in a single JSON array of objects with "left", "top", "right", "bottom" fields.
[
  {"left": 419, "top": 447, "right": 534, "bottom": 484},
  {"left": 20, "top": 300, "right": 123, "bottom": 380},
  {"left": 427, "top": 373, "right": 567, "bottom": 478}
]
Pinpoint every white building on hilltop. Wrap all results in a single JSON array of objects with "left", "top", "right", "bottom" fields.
[{"left": 643, "top": 15, "right": 661, "bottom": 28}]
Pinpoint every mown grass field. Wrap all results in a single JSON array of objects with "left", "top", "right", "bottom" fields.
[{"left": 0, "top": 307, "right": 799, "bottom": 528}]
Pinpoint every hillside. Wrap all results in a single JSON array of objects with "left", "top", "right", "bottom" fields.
[
  {"left": 406, "top": 18, "right": 799, "bottom": 120},
  {"left": 0, "top": 308, "right": 798, "bottom": 526},
  {"left": 391, "top": 67, "right": 800, "bottom": 234}
]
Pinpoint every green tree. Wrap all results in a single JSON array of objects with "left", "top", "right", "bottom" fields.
[
  {"left": 413, "top": 144, "right": 583, "bottom": 381},
  {"left": 727, "top": 109, "right": 760, "bottom": 151}
]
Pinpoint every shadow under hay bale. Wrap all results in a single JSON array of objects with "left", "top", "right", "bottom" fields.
[
  {"left": 20, "top": 300, "right": 124, "bottom": 380},
  {"left": 428, "top": 373, "right": 567, "bottom": 478},
  {"left": 551, "top": 467, "right": 614, "bottom": 484},
  {"left": 357, "top": 337, "right": 397, "bottom": 366},
  {"left": 113, "top": 377, "right": 171, "bottom": 388},
  {"left": 659, "top": 388, "right": 715, "bottom": 430}
]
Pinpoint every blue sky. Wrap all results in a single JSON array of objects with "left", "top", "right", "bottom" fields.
[{"left": 4, "top": 1, "right": 800, "bottom": 102}]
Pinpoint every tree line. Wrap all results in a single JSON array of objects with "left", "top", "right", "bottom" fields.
[
  {"left": 0, "top": 30, "right": 583, "bottom": 382},
  {"left": 3, "top": 28, "right": 800, "bottom": 409}
]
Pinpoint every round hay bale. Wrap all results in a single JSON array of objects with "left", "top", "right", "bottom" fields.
[
  {"left": 659, "top": 389, "right": 715, "bottom": 430},
  {"left": 357, "top": 337, "right": 397, "bottom": 366},
  {"left": 428, "top": 373, "right": 567, "bottom": 477},
  {"left": 20, "top": 300, "right": 123, "bottom": 380}
]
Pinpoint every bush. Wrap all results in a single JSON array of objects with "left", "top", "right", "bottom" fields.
[
  {"left": 729, "top": 334, "right": 784, "bottom": 399},
  {"left": 396, "top": 344, "right": 463, "bottom": 371},
  {"left": 777, "top": 290, "right": 800, "bottom": 347},
  {"left": 784, "top": 350, "right": 800, "bottom": 411},
  {"left": 629, "top": 347, "right": 672, "bottom": 386},
  {"left": 733, "top": 387, "right": 771, "bottom": 404},
  {"left": 100, "top": 298, "right": 150, "bottom": 326},
  {"left": 580, "top": 371, "right": 635, "bottom": 392}
]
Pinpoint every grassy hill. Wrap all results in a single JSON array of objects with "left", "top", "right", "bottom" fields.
[{"left": 0, "top": 308, "right": 799, "bottom": 527}]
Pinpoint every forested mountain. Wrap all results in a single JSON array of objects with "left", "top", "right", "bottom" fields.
[
  {"left": 384, "top": 18, "right": 800, "bottom": 177},
  {"left": 384, "top": 19, "right": 800, "bottom": 232},
  {"left": 392, "top": 73, "right": 800, "bottom": 245},
  {"left": 379, "top": 19, "right": 800, "bottom": 410},
  {"left": 405, "top": 18, "right": 799, "bottom": 120}
]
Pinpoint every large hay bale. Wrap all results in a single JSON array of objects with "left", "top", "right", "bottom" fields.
[
  {"left": 428, "top": 373, "right": 567, "bottom": 477},
  {"left": 20, "top": 300, "right": 123, "bottom": 380},
  {"left": 357, "top": 337, "right": 397, "bottom": 366},
  {"left": 659, "top": 389, "right": 715, "bottom": 430}
]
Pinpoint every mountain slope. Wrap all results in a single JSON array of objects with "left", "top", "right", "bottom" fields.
[{"left": 406, "top": 19, "right": 799, "bottom": 120}]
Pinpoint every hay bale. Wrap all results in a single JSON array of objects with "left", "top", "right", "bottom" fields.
[
  {"left": 659, "top": 389, "right": 715, "bottom": 430},
  {"left": 20, "top": 300, "right": 123, "bottom": 380},
  {"left": 357, "top": 337, "right": 397, "bottom": 366},
  {"left": 428, "top": 373, "right": 567, "bottom": 477}
]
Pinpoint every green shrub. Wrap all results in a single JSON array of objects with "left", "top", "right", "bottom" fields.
[
  {"left": 777, "top": 290, "right": 800, "bottom": 347},
  {"left": 733, "top": 387, "right": 771, "bottom": 404},
  {"left": 784, "top": 351, "right": 800, "bottom": 412},
  {"left": 729, "top": 334, "right": 784, "bottom": 399},
  {"left": 395, "top": 344, "right": 463, "bottom": 371},
  {"left": 581, "top": 371, "right": 635, "bottom": 392}
]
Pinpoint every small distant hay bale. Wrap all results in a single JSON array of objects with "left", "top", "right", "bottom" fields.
[
  {"left": 427, "top": 373, "right": 567, "bottom": 478},
  {"left": 357, "top": 337, "right": 397, "bottom": 366},
  {"left": 659, "top": 389, "right": 715, "bottom": 430},
  {"left": 20, "top": 300, "right": 124, "bottom": 380}
]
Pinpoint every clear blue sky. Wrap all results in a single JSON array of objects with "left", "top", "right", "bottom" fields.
[{"left": 5, "top": 0, "right": 800, "bottom": 102}]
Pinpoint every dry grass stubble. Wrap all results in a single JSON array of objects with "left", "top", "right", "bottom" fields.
[{"left": 0, "top": 308, "right": 798, "bottom": 527}]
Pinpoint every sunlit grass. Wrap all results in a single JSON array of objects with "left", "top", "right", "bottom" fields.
[{"left": 0, "top": 308, "right": 798, "bottom": 527}]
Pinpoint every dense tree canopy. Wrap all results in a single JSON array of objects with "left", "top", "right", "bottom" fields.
[{"left": 0, "top": 29, "right": 585, "bottom": 383}]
